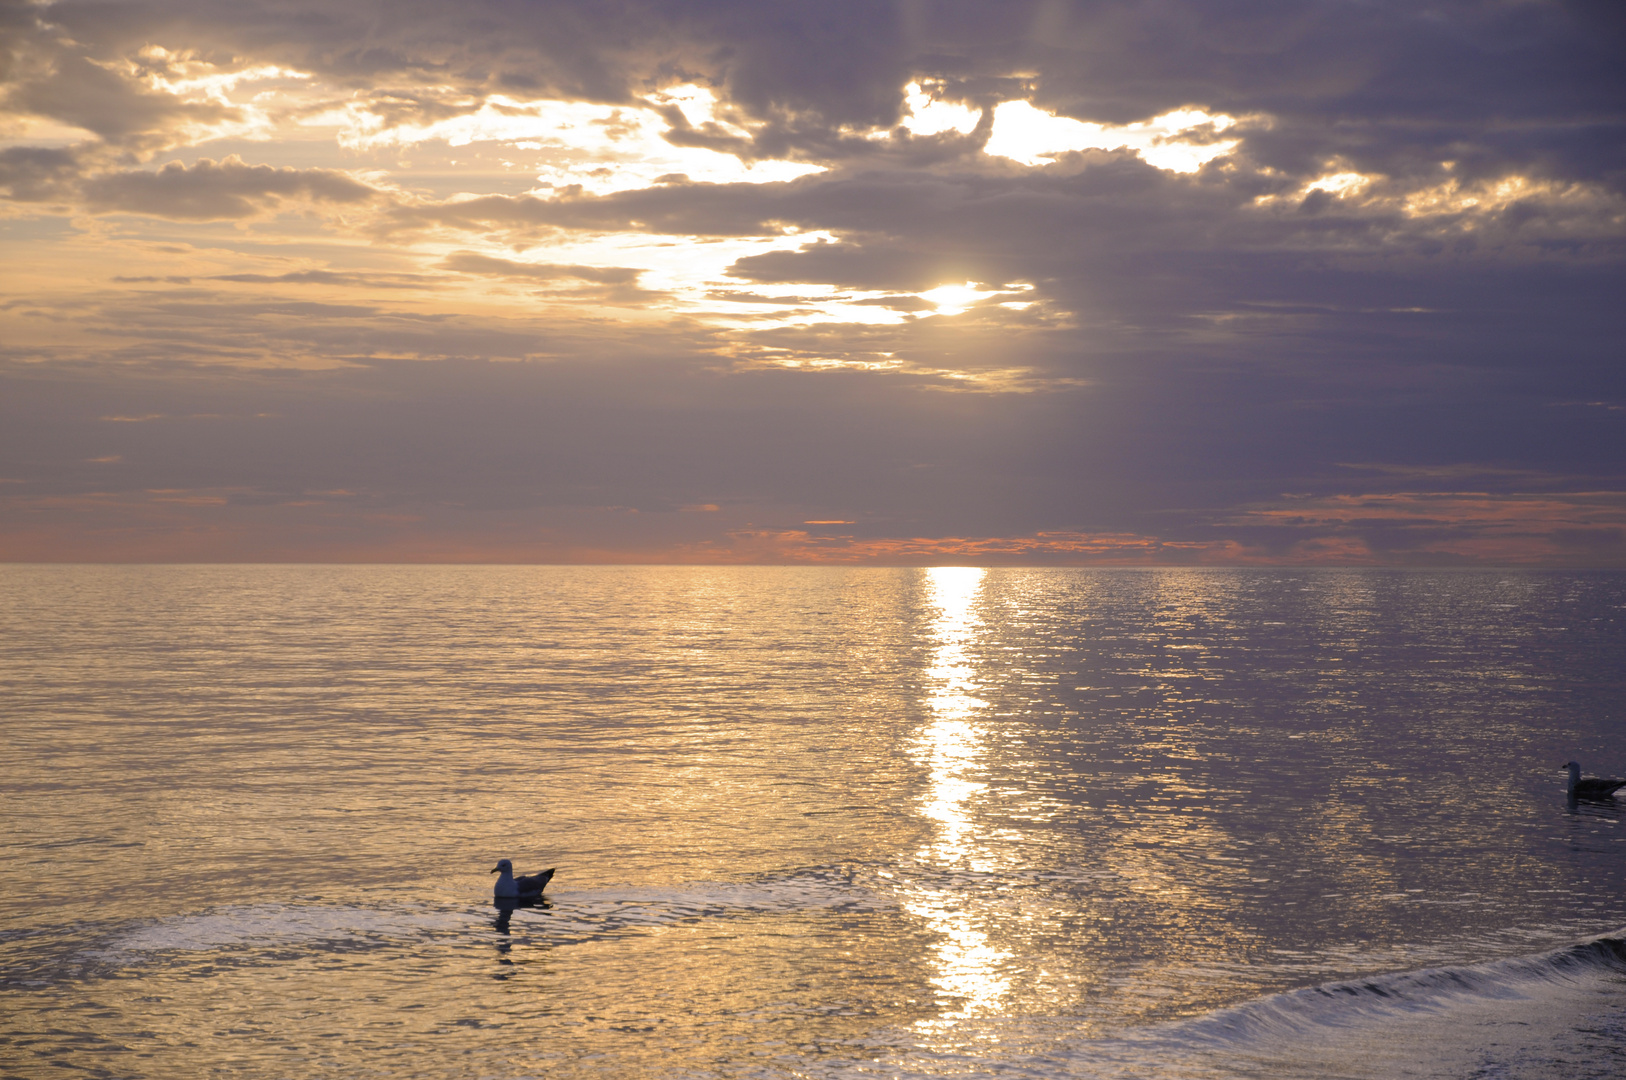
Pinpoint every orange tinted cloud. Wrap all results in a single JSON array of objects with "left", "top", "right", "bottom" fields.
[
  {"left": 1228, "top": 490, "right": 1626, "bottom": 565},
  {"left": 653, "top": 529, "right": 1258, "bottom": 566},
  {"left": 3, "top": 481, "right": 1623, "bottom": 568}
]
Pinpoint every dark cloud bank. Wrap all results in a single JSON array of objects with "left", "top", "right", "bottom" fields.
[{"left": 1, "top": 0, "right": 1623, "bottom": 563}]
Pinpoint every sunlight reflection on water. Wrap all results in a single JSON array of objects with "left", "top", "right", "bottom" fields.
[
  {"left": 905, "top": 566, "right": 1012, "bottom": 1026},
  {"left": 3, "top": 566, "right": 1626, "bottom": 1078}
]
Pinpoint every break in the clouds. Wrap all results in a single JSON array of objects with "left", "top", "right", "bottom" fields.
[{"left": 2, "top": 0, "right": 1623, "bottom": 564}]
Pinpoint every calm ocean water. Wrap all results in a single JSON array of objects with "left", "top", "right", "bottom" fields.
[{"left": 2, "top": 565, "right": 1625, "bottom": 1079}]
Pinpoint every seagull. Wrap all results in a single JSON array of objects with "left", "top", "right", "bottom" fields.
[
  {"left": 1566, "top": 761, "right": 1626, "bottom": 801},
  {"left": 492, "top": 859, "right": 555, "bottom": 899}
]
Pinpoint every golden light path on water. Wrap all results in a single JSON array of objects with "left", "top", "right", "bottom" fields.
[
  {"left": 6, "top": 568, "right": 1626, "bottom": 1078},
  {"left": 906, "top": 566, "right": 1012, "bottom": 1027}
]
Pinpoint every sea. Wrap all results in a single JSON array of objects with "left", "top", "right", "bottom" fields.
[{"left": 2, "top": 565, "right": 1624, "bottom": 1079}]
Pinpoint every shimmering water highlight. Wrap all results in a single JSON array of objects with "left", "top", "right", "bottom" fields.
[{"left": 2, "top": 566, "right": 1624, "bottom": 1077}]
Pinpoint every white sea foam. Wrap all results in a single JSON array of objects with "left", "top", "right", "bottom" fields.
[
  {"left": 86, "top": 903, "right": 470, "bottom": 962},
  {"left": 80, "top": 870, "right": 892, "bottom": 965},
  {"left": 501, "top": 870, "right": 896, "bottom": 942}
]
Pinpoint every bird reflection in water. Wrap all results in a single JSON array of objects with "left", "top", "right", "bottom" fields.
[
  {"left": 492, "top": 895, "right": 551, "bottom": 935},
  {"left": 905, "top": 566, "right": 1012, "bottom": 1029}
]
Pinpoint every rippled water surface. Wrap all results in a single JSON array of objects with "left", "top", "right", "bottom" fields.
[{"left": 3, "top": 566, "right": 1625, "bottom": 1078}]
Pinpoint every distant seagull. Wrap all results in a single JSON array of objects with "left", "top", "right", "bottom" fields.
[
  {"left": 492, "top": 859, "right": 555, "bottom": 898},
  {"left": 1566, "top": 761, "right": 1626, "bottom": 802}
]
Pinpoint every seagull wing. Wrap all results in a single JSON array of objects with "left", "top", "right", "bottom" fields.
[{"left": 1575, "top": 777, "right": 1626, "bottom": 800}]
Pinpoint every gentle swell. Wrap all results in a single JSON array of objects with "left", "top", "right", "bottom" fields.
[
  {"left": 780, "top": 930, "right": 1626, "bottom": 1080},
  {"left": 1166, "top": 929, "right": 1626, "bottom": 1048}
]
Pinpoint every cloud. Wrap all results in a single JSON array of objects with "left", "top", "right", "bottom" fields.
[
  {"left": 1223, "top": 490, "right": 1626, "bottom": 565},
  {"left": 79, "top": 155, "right": 380, "bottom": 219},
  {"left": 207, "top": 270, "right": 430, "bottom": 289},
  {"left": 438, "top": 251, "right": 642, "bottom": 285},
  {"left": 727, "top": 237, "right": 957, "bottom": 292},
  {"left": 7, "top": 0, "right": 1618, "bottom": 182},
  {"left": 3, "top": 45, "right": 234, "bottom": 150},
  {"left": 0, "top": 0, "right": 1622, "bottom": 562},
  {"left": 0, "top": 145, "right": 85, "bottom": 201}
]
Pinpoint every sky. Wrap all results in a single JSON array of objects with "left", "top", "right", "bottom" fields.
[{"left": 1, "top": 0, "right": 1623, "bottom": 565}]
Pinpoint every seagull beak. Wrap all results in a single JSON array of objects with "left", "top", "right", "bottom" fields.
[{"left": 491, "top": 865, "right": 501, "bottom": 873}]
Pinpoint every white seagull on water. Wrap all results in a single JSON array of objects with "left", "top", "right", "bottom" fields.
[
  {"left": 492, "top": 859, "right": 555, "bottom": 898},
  {"left": 1566, "top": 761, "right": 1626, "bottom": 802}
]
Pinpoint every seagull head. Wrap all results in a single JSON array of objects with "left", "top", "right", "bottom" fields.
[{"left": 492, "top": 859, "right": 513, "bottom": 875}]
